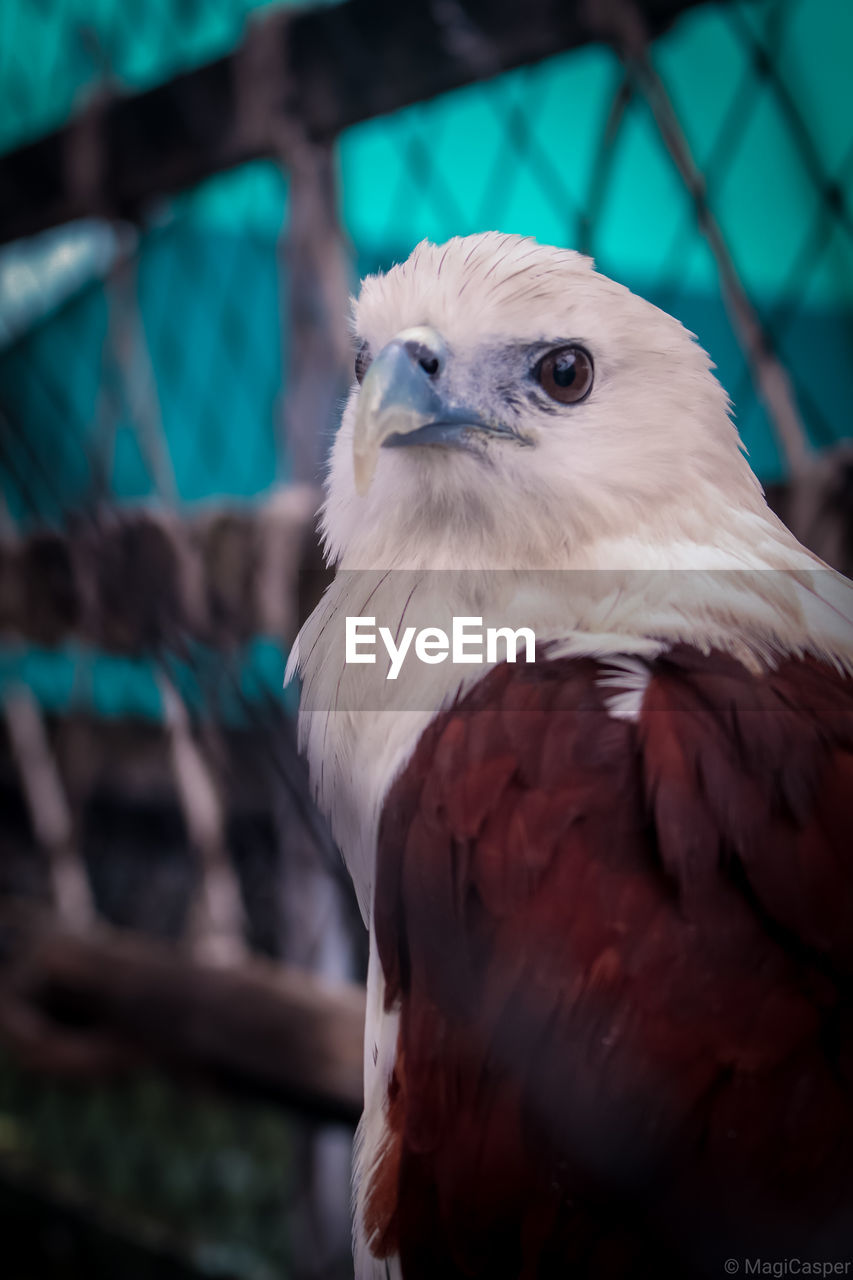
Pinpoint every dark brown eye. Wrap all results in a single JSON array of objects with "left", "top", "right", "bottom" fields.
[
  {"left": 536, "top": 345, "right": 594, "bottom": 404},
  {"left": 355, "top": 341, "right": 372, "bottom": 385}
]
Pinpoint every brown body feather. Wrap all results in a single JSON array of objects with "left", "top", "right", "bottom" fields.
[{"left": 369, "top": 648, "right": 853, "bottom": 1278}]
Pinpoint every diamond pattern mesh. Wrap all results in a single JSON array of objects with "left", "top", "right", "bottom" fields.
[{"left": 0, "top": 1, "right": 851, "bottom": 1277}]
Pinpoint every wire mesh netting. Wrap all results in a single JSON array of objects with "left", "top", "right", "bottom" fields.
[
  {"left": 0, "top": 0, "right": 851, "bottom": 1276},
  {"left": 1, "top": 0, "right": 851, "bottom": 526},
  {"left": 0, "top": 0, "right": 313, "bottom": 156}
]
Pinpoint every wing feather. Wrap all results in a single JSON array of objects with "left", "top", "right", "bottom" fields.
[{"left": 369, "top": 649, "right": 853, "bottom": 1278}]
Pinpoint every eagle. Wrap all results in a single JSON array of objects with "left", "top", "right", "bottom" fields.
[{"left": 288, "top": 233, "right": 853, "bottom": 1279}]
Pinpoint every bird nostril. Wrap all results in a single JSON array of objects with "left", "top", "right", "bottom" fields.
[{"left": 404, "top": 339, "right": 441, "bottom": 377}]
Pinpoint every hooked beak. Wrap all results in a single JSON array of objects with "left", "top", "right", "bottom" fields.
[{"left": 352, "top": 326, "right": 513, "bottom": 495}]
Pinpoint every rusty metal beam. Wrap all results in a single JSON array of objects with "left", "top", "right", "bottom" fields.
[{"left": 0, "top": 0, "right": 725, "bottom": 246}]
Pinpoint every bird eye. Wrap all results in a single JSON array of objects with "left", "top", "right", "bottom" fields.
[
  {"left": 355, "top": 341, "right": 372, "bottom": 385},
  {"left": 536, "top": 345, "right": 594, "bottom": 404}
]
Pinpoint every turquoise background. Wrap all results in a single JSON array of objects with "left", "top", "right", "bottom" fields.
[{"left": 0, "top": 0, "right": 851, "bottom": 717}]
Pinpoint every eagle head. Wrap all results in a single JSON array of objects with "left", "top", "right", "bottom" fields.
[{"left": 321, "top": 232, "right": 766, "bottom": 570}]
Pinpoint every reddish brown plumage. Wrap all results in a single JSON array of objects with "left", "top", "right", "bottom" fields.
[{"left": 370, "top": 647, "right": 853, "bottom": 1278}]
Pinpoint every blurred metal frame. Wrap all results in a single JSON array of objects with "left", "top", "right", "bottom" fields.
[{"left": 0, "top": 0, "right": 730, "bottom": 246}]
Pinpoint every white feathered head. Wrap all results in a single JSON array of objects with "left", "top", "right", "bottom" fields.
[{"left": 320, "top": 233, "right": 768, "bottom": 571}]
